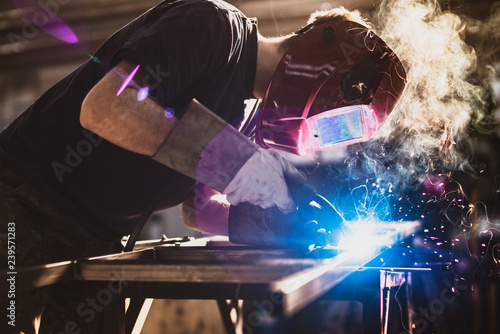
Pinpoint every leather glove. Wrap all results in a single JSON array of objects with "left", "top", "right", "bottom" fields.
[
  {"left": 228, "top": 202, "right": 325, "bottom": 249},
  {"left": 228, "top": 182, "right": 346, "bottom": 253},
  {"left": 222, "top": 149, "right": 306, "bottom": 214},
  {"left": 152, "top": 99, "right": 305, "bottom": 212}
]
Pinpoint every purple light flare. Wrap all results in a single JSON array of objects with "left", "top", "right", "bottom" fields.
[
  {"left": 13, "top": 0, "right": 78, "bottom": 44},
  {"left": 137, "top": 87, "right": 149, "bottom": 101},
  {"left": 116, "top": 65, "right": 140, "bottom": 97},
  {"left": 165, "top": 108, "right": 175, "bottom": 118}
]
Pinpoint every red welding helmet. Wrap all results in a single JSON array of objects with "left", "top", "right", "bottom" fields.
[{"left": 255, "top": 21, "right": 406, "bottom": 156}]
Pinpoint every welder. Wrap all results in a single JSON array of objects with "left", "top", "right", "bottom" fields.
[
  {"left": 181, "top": 11, "right": 406, "bottom": 247},
  {"left": 0, "top": 0, "right": 404, "bottom": 333}
]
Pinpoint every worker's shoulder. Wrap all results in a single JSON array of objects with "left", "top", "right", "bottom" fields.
[
  {"left": 177, "top": 0, "right": 242, "bottom": 12},
  {"left": 204, "top": 0, "right": 244, "bottom": 13},
  {"left": 143, "top": 0, "right": 241, "bottom": 31},
  {"left": 154, "top": 0, "right": 242, "bottom": 18}
]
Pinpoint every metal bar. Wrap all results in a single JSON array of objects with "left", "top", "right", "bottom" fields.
[
  {"left": 103, "top": 295, "right": 126, "bottom": 334},
  {"left": 272, "top": 248, "right": 381, "bottom": 317},
  {"left": 406, "top": 272, "right": 414, "bottom": 334},
  {"left": 270, "top": 221, "right": 420, "bottom": 317},
  {"left": 380, "top": 270, "right": 415, "bottom": 334},
  {"left": 1, "top": 260, "right": 75, "bottom": 292},
  {"left": 382, "top": 286, "right": 391, "bottom": 334},
  {"left": 125, "top": 298, "right": 145, "bottom": 334},
  {"left": 126, "top": 298, "right": 153, "bottom": 334},
  {"left": 130, "top": 235, "right": 194, "bottom": 250},
  {"left": 217, "top": 299, "right": 237, "bottom": 334},
  {"left": 72, "top": 221, "right": 420, "bottom": 320}
]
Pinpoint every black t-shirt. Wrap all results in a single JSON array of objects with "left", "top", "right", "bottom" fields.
[{"left": 0, "top": 0, "right": 258, "bottom": 240}]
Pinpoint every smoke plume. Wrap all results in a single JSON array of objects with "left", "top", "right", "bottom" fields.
[{"left": 369, "top": 0, "right": 495, "bottom": 178}]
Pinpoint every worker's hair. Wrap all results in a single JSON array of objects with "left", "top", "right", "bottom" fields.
[{"left": 279, "top": 7, "right": 372, "bottom": 52}]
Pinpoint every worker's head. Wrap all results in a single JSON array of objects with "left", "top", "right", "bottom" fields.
[
  {"left": 278, "top": 7, "right": 372, "bottom": 53},
  {"left": 255, "top": 8, "right": 407, "bottom": 156}
]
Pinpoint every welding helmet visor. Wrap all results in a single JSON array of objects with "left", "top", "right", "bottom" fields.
[{"left": 255, "top": 21, "right": 406, "bottom": 156}]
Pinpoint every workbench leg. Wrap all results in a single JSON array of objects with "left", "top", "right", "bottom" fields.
[
  {"left": 125, "top": 298, "right": 154, "bottom": 334},
  {"left": 217, "top": 299, "right": 238, "bottom": 334},
  {"left": 381, "top": 285, "right": 391, "bottom": 334},
  {"left": 103, "top": 295, "right": 125, "bottom": 334},
  {"left": 379, "top": 270, "right": 414, "bottom": 334},
  {"left": 405, "top": 272, "right": 414, "bottom": 334}
]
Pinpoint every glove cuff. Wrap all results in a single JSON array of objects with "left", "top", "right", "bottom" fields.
[{"left": 152, "top": 99, "right": 258, "bottom": 191}]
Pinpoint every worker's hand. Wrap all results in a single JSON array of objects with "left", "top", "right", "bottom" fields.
[
  {"left": 222, "top": 148, "right": 306, "bottom": 214},
  {"left": 228, "top": 202, "right": 329, "bottom": 253}
]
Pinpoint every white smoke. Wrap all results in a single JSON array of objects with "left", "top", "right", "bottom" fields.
[{"left": 369, "top": 0, "right": 495, "bottom": 175}]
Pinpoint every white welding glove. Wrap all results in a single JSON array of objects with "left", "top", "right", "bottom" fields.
[{"left": 222, "top": 149, "right": 306, "bottom": 214}]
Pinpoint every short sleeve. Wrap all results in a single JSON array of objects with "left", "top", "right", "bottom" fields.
[{"left": 112, "top": 1, "right": 231, "bottom": 115}]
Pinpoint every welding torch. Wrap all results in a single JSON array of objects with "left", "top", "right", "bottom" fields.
[
  {"left": 287, "top": 183, "right": 353, "bottom": 248},
  {"left": 228, "top": 181, "right": 352, "bottom": 253}
]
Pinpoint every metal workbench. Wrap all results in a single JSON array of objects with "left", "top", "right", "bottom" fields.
[{"left": 11, "top": 221, "right": 424, "bottom": 334}]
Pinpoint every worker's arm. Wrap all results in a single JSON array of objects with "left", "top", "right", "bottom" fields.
[
  {"left": 81, "top": 60, "right": 306, "bottom": 213},
  {"left": 181, "top": 184, "right": 229, "bottom": 236},
  {"left": 80, "top": 60, "right": 178, "bottom": 156}
]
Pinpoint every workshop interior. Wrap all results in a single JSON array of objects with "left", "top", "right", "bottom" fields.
[{"left": 1, "top": 0, "right": 500, "bottom": 333}]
